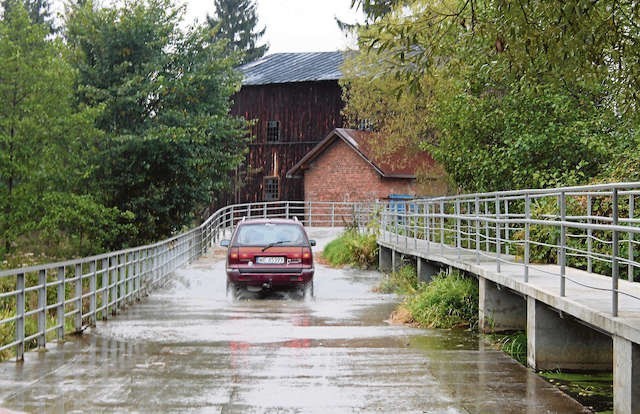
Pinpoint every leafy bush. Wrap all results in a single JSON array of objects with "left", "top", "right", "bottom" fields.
[
  {"left": 405, "top": 271, "right": 479, "bottom": 329},
  {"left": 322, "top": 230, "right": 378, "bottom": 269}
]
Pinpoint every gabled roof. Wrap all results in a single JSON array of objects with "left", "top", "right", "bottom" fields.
[
  {"left": 238, "top": 52, "right": 345, "bottom": 86},
  {"left": 287, "top": 128, "right": 435, "bottom": 179}
]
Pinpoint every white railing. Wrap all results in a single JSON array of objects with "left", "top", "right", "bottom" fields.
[
  {"left": 379, "top": 182, "right": 640, "bottom": 316},
  {"left": 0, "top": 201, "right": 377, "bottom": 361}
]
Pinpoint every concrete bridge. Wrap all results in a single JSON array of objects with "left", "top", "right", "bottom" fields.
[
  {"left": 1, "top": 183, "right": 640, "bottom": 412},
  {"left": 378, "top": 182, "right": 640, "bottom": 414}
]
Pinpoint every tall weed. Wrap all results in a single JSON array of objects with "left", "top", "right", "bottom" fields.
[
  {"left": 405, "top": 271, "right": 478, "bottom": 329},
  {"left": 376, "top": 265, "right": 420, "bottom": 294},
  {"left": 322, "top": 230, "right": 378, "bottom": 269}
]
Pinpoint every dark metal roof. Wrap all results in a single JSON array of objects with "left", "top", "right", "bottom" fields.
[{"left": 238, "top": 52, "right": 345, "bottom": 86}]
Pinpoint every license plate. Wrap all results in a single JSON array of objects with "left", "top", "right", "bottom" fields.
[{"left": 256, "top": 256, "right": 285, "bottom": 264}]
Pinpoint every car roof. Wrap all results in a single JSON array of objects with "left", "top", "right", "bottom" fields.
[{"left": 237, "top": 218, "right": 302, "bottom": 225}]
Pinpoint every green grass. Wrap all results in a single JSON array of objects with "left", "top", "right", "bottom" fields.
[
  {"left": 376, "top": 265, "right": 420, "bottom": 295},
  {"left": 322, "top": 229, "right": 378, "bottom": 269},
  {"left": 540, "top": 370, "right": 613, "bottom": 413},
  {"left": 405, "top": 271, "right": 479, "bottom": 329},
  {"left": 488, "top": 331, "right": 527, "bottom": 365},
  {"left": 378, "top": 268, "right": 479, "bottom": 330}
]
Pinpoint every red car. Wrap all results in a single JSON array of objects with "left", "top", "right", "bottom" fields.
[{"left": 221, "top": 218, "right": 316, "bottom": 299}]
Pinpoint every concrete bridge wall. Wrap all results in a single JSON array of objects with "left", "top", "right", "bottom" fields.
[{"left": 378, "top": 241, "right": 640, "bottom": 414}]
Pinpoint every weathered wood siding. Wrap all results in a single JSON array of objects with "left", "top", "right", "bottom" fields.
[{"left": 228, "top": 81, "right": 344, "bottom": 204}]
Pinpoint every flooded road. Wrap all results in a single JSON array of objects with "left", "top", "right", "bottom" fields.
[{"left": 0, "top": 229, "right": 590, "bottom": 413}]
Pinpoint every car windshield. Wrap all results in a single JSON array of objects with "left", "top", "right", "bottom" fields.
[{"left": 234, "top": 223, "right": 307, "bottom": 246}]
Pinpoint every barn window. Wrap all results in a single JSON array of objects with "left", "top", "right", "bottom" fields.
[
  {"left": 263, "top": 177, "right": 279, "bottom": 201},
  {"left": 358, "top": 119, "right": 374, "bottom": 131},
  {"left": 266, "top": 120, "right": 280, "bottom": 142}
]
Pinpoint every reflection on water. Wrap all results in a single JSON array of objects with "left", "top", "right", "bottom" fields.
[{"left": 0, "top": 230, "right": 591, "bottom": 413}]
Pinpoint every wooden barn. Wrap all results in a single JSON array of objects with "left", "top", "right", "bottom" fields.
[{"left": 229, "top": 52, "right": 345, "bottom": 204}]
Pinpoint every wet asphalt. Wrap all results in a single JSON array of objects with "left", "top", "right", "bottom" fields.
[{"left": 0, "top": 228, "right": 591, "bottom": 413}]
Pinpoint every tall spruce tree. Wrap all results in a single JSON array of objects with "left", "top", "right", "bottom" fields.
[
  {"left": 207, "top": 0, "right": 267, "bottom": 64},
  {"left": 1, "top": 0, "right": 57, "bottom": 33}
]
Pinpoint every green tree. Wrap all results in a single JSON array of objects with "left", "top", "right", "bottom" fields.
[
  {"left": 350, "top": 0, "right": 401, "bottom": 21},
  {"left": 0, "top": 3, "right": 107, "bottom": 259},
  {"left": 66, "top": 0, "right": 249, "bottom": 244},
  {"left": 207, "top": 0, "right": 267, "bottom": 64},
  {"left": 342, "top": 0, "right": 637, "bottom": 192},
  {"left": 1, "top": 0, "right": 57, "bottom": 32}
]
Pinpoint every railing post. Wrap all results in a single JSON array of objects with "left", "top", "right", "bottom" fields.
[
  {"left": 16, "top": 273, "right": 25, "bottom": 361},
  {"left": 495, "top": 196, "right": 501, "bottom": 273},
  {"left": 504, "top": 199, "right": 510, "bottom": 255},
  {"left": 560, "top": 191, "right": 566, "bottom": 297},
  {"left": 629, "top": 194, "right": 634, "bottom": 281},
  {"left": 331, "top": 203, "right": 335, "bottom": 227},
  {"left": 102, "top": 258, "right": 109, "bottom": 320},
  {"left": 414, "top": 202, "right": 418, "bottom": 250},
  {"left": 475, "top": 196, "right": 480, "bottom": 264},
  {"left": 38, "top": 269, "right": 47, "bottom": 349},
  {"left": 395, "top": 205, "right": 399, "bottom": 245},
  {"left": 484, "top": 201, "right": 490, "bottom": 252},
  {"left": 111, "top": 255, "right": 118, "bottom": 315},
  {"left": 587, "top": 194, "right": 593, "bottom": 273},
  {"left": 286, "top": 202, "right": 290, "bottom": 219},
  {"left": 119, "top": 253, "right": 126, "bottom": 310},
  {"left": 524, "top": 194, "right": 530, "bottom": 283},
  {"left": 404, "top": 202, "right": 409, "bottom": 249},
  {"left": 57, "top": 266, "right": 65, "bottom": 340},
  {"left": 440, "top": 200, "right": 445, "bottom": 255},
  {"left": 90, "top": 260, "right": 97, "bottom": 327},
  {"left": 75, "top": 263, "right": 83, "bottom": 332},
  {"left": 456, "top": 199, "right": 461, "bottom": 258},
  {"left": 612, "top": 187, "right": 619, "bottom": 316},
  {"left": 425, "top": 202, "right": 431, "bottom": 252},
  {"left": 128, "top": 251, "right": 134, "bottom": 304}
]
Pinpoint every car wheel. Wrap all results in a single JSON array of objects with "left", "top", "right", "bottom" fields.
[
  {"left": 303, "top": 281, "right": 314, "bottom": 300},
  {"left": 226, "top": 280, "right": 236, "bottom": 300}
]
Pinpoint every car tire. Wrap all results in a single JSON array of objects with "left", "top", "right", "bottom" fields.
[
  {"left": 303, "top": 281, "right": 314, "bottom": 300},
  {"left": 226, "top": 280, "right": 238, "bottom": 300}
]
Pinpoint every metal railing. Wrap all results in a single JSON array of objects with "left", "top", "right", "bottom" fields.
[
  {"left": 8, "top": 181, "right": 638, "bottom": 361},
  {"left": 379, "top": 182, "right": 640, "bottom": 316},
  {"left": 0, "top": 201, "right": 377, "bottom": 361}
]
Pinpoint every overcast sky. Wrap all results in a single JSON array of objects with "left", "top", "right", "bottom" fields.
[{"left": 183, "top": 0, "right": 364, "bottom": 53}]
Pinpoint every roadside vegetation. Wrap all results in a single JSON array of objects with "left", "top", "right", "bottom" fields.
[
  {"left": 343, "top": 1, "right": 640, "bottom": 195},
  {"left": 0, "top": 0, "right": 267, "bottom": 268},
  {"left": 379, "top": 266, "right": 479, "bottom": 330},
  {"left": 321, "top": 229, "right": 378, "bottom": 269}
]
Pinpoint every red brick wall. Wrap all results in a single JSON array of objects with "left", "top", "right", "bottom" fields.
[{"left": 304, "top": 139, "right": 416, "bottom": 202}]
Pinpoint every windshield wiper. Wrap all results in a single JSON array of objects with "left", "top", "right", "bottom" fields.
[{"left": 261, "top": 240, "right": 292, "bottom": 252}]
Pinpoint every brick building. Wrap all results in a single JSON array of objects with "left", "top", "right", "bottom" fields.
[{"left": 287, "top": 128, "right": 446, "bottom": 202}]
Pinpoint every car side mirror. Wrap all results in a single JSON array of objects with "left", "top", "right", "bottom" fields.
[
  {"left": 309, "top": 240, "right": 316, "bottom": 247},
  {"left": 220, "top": 239, "right": 230, "bottom": 247}
]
